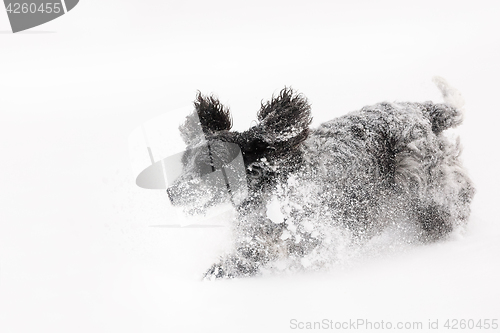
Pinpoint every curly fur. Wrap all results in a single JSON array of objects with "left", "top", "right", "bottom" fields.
[{"left": 167, "top": 79, "right": 475, "bottom": 279}]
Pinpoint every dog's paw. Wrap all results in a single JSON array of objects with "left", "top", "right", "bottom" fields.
[
  {"left": 203, "top": 256, "right": 261, "bottom": 280},
  {"left": 203, "top": 263, "right": 232, "bottom": 281}
]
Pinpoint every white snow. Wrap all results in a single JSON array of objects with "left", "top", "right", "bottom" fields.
[
  {"left": 1, "top": 1, "right": 499, "bottom": 332},
  {"left": 267, "top": 196, "right": 285, "bottom": 224}
]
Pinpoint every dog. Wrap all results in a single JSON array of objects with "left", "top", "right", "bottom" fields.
[{"left": 167, "top": 77, "right": 475, "bottom": 279}]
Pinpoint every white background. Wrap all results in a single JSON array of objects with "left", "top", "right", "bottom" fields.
[{"left": 1, "top": 1, "right": 499, "bottom": 332}]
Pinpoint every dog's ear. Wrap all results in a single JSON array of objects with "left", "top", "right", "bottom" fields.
[
  {"left": 257, "top": 87, "right": 312, "bottom": 147},
  {"left": 195, "top": 92, "right": 232, "bottom": 134},
  {"left": 179, "top": 92, "right": 233, "bottom": 145}
]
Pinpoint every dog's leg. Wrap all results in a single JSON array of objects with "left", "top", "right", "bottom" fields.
[
  {"left": 412, "top": 201, "right": 453, "bottom": 241},
  {"left": 204, "top": 201, "right": 286, "bottom": 279},
  {"left": 416, "top": 175, "right": 474, "bottom": 241},
  {"left": 402, "top": 135, "right": 475, "bottom": 241}
]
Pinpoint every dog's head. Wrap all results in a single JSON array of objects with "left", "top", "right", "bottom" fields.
[{"left": 167, "top": 88, "right": 312, "bottom": 214}]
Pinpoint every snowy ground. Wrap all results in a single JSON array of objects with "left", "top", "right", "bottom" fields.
[{"left": 1, "top": 1, "right": 499, "bottom": 332}]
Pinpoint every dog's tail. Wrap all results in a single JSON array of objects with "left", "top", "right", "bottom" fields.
[
  {"left": 433, "top": 76, "right": 465, "bottom": 109},
  {"left": 427, "top": 76, "right": 465, "bottom": 133}
]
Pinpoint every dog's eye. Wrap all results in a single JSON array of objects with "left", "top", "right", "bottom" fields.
[{"left": 247, "top": 165, "right": 263, "bottom": 178}]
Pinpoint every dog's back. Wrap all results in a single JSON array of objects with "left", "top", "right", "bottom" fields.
[{"left": 294, "top": 80, "right": 474, "bottom": 242}]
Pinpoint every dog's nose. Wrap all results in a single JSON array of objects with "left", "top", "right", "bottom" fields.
[{"left": 166, "top": 188, "right": 175, "bottom": 204}]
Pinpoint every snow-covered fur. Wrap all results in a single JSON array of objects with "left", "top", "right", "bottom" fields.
[{"left": 167, "top": 78, "right": 475, "bottom": 279}]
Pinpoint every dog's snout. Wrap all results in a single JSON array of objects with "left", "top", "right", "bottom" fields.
[{"left": 166, "top": 188, "right": 175, "bottom": 204}]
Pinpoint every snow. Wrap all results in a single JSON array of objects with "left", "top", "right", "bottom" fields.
[
  {"left": 1, "top": 1, "right": 499, "bottom": 332},
  {"left": 267, "top": 196, "right": 285, "bottom": 224}
]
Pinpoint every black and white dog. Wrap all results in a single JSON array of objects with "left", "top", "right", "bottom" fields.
[{"left": 167, "top": 78, "right": 475, "bottom": 279}]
